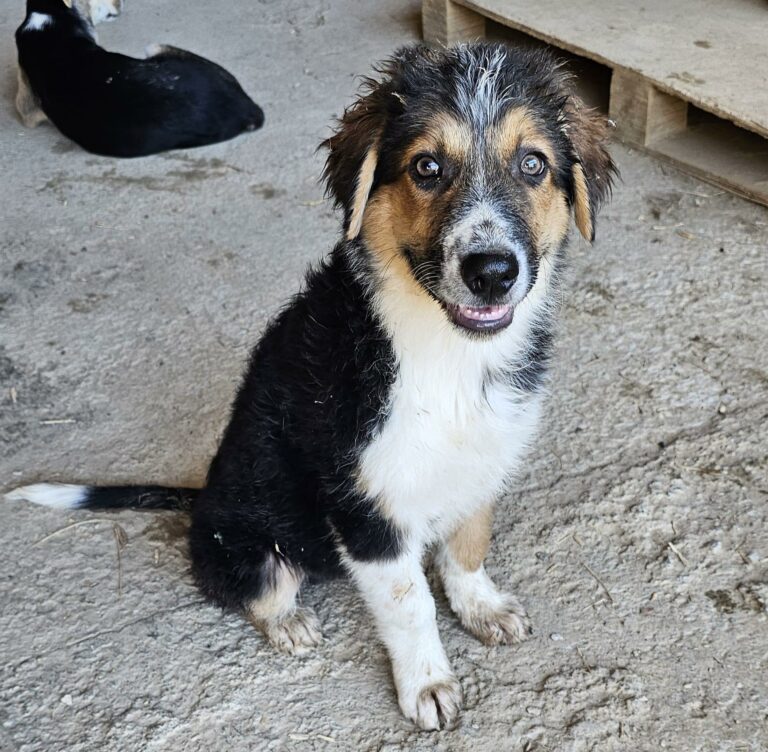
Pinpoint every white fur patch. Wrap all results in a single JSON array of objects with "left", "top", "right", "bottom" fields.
[
  {"left": 356, "top": 253, "right": 553, "bottom": 544},
  {"left": 247, "top": 558, "right": 302, "bottom": 622},
  {"left": 88, "top": 0, "right": 122, "bottom": 25},
  {"left": 454, "top": 45, "right": 508, "bottom": 126},
  {"left": 23, "top": 13, "right": 53, "bottom": 32},
  {"left": 245, "top": 558, "right": 322, "bottom": 655},
  {"left": 5, "top": 483, "right": 87, "bottom": 509},
  {"left": 442, "top": 202, "right": 499, "bottom": 252}
]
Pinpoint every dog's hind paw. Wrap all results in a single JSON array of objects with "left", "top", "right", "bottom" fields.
[{"left": 259, "top": 607, "right": 323, "bottom": 655}]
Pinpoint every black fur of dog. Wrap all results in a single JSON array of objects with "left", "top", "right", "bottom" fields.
[
  {"left": 8, "top": 43, "right": 616, "bottom": 729},
  {"left": 15, "top": 0, "right": 263, "bottom": 157}
]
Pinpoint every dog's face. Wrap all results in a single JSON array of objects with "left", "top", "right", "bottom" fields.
[
  {"left": 67, "top": 0, "right": 122, "bottom": 25},
  {"left": 323, "top": 44, "right": 616, "bottom": 334}
]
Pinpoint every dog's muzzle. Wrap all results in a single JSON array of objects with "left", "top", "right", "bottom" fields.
[{"left": 444, "top": 249, "right": 527, "bottom": 333}]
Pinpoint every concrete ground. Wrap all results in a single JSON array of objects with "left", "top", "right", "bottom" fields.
[{"left": 1, "top": 0, "right": 767, "bottom": 750}]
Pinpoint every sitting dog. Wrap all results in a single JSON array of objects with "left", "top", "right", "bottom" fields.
[
  {"left": 15, "top": 0, "right": 263, "bottom": 157},
  {"left": 8, "top": 44, "right": 615, "bottom": 729}
]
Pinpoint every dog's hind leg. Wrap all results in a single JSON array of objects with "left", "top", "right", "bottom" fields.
[
  {"left": 436, "top": 504, "right": 532, "bottom": 645},
  {"left": 245, "top": 558, "right": 322, "bottom": 655},
  {"left": 15, "top": 67, "right": 47, "bottom": 128},
  {"left": 190, "top": 508, "right": 323, "bottom": 655}
]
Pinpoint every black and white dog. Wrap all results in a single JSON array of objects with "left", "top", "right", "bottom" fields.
[
  {"left": 15, "top": 0, "right": 263, "bottom": 157},
  {"left": 8, "top": 44, "right": 615, "bottom": 730}
]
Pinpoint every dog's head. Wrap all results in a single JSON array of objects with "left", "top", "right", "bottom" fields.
[
  {"left": 323, "top": 44, "right": 616, "bottom": 335},
  {"left": 63, "top": 0, "right": 122, "bottom": 25}
]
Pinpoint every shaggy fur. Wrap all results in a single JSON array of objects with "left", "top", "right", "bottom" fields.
[
  {"left": 7, "top": 43, "right": 616, "bottom": 729},
  {"left": 15, "top": 0, "right": 263, "bottom": 157}
]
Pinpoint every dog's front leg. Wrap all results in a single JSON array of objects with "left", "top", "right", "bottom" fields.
[
  {"left": 437, "top": 504, "right": 531, "bottom": 645},
  {"left": 346, "top": 550, "right": 461, "bottom": 730}
]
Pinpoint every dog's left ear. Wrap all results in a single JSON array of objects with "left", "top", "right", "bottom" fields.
[
  {"left": 321, "top": 79, "right": 398, "bottom": 240},
  {"left": 565, "top": 98, "right": 617, "bottom": 243}
]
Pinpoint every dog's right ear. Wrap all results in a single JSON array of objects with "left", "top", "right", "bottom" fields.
[{"left": 321, "top": 76, "right": 401, "bottom": 240}]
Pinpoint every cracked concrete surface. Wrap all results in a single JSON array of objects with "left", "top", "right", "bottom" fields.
[{"left": 1, "top": 1, "right": 767, "bottom": 750}]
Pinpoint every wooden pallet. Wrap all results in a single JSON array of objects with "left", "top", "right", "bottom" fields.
[{"left": 422, "top": 0, "right": 768, "bottom": 208}]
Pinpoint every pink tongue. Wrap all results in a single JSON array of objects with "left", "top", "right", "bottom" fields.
[{"left": 460, "top": 304, "right": 510, "bottom": 321}]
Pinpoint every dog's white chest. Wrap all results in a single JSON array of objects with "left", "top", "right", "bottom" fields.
[{"left": 357, "top": 335, "right": 541, "bottom": 541}]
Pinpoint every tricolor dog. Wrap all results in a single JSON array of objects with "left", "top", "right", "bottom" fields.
[
  {"left": 15, "top": 0, "right": 263, "bottom": 157},
  {"left": 8, "top": 44, "right": 616, "bottom": 729}
]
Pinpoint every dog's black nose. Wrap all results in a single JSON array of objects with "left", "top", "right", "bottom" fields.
[{"left": 460, "top": 253, "right": 519, "bottom": 301}]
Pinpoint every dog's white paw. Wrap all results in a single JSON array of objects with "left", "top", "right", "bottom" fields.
[
  {"left": 440, "top": 561, "right": 532, "bottom": 646},
  {"left": 399, "top": 674, "right": 462, "bottom": 731},
  {"left": 461, "top": 593, "right": 532, "bottom": 646},
  {"left": 259, "top": 606, "right": 323, "bottom": 655}
]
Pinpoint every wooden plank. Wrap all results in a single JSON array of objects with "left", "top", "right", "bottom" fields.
[
  {"left": 649, "top": 121, "right": 768, "bottom": 207},
  {"left": 448, "top": 0, "right": 768, "bottom": 140},
  {"left": 423, "top": 0, "right": 768, "bottom": 208},
  {"left": 422, "top": 0, "right": 485, "bottom": 46},
  {"left": 610, "top": 70, "right": 688, "bottom": 146}
]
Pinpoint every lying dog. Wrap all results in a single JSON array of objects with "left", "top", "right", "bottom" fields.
[
  {"left": 15, "top": 0, "right": 263, "bottom": 156},
  {"left": 8, "top": 43, "right": 616, "bottom": 729}
]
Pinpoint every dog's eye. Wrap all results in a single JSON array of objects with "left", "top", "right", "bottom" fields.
[
  {"left": 520, "top": 153, "right": 546, "bottom": 177},
  {"left": 414, "top": 155, "right": 442, "bottom": 179}
]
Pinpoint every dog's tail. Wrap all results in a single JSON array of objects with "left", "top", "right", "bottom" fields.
[{"left": 5, "top": 483, "right": 198, "bottom": 512}]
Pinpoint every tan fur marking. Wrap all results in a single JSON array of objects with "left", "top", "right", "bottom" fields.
[
  {"left": 430, "top": 112, "right": 471, "bottom": 162},
  {"left": 491, "top": 107, "right": 556, "bottom": 166},
  {"left": 361, "top": 185, "right": 431, "bottom": 315},
  {"left": 63, "top": 0, "right": 73, "bottom": 7},
  {"left": 491, "top": 107, "right": 526, "bottom": 160},
  {"left": 15, "top": 68, "right": 47, "bottom": 128},
  {"left": 399, "top": 112, "right": 471, "bottom": 172},
  {"left": 489, "top": 107, "right": 570, "bottom": 254},
  {"left": 363, "top": 173, "right": 450, "bottom": 271},
  {"left": 572, "top": 162, "right": 593, "bottom": 242},
  {"left": 361, "top": 113, "right": 471, "bottom": 271},
  {"left": 528, "top": 175, "right": 571, "bottom": 254},
  {"left": 346, "top": 144, "right": 379, "bottom": 240},
  {"left": 448, "top": 505, "right": 494, "bottom": 572}
]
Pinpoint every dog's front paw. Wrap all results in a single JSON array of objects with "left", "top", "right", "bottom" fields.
[
  {"left": 258, "top": 606, "right": 323, "bottom": 655},
  {"left": 462, "top": 593, "right": 532, "bottom": 646},
  {"left": 399, "top": 675, "right": 462, "bottom": 731}
]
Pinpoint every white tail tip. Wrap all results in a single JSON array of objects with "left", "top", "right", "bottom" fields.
[{"left": 5, "top": 483, "right": 87, "bottom": 509}]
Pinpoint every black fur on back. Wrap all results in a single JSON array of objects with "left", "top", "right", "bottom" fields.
[
  {"left": 189, "top": 246, "right": 403, "bottom": 608},
  {"left": 16, "top": 0, "right": 263, "bottom": 157}
]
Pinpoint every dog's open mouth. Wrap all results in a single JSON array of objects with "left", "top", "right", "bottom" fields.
[{"left": 445, "top": 303, "right": 514, "bottom": 333}]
